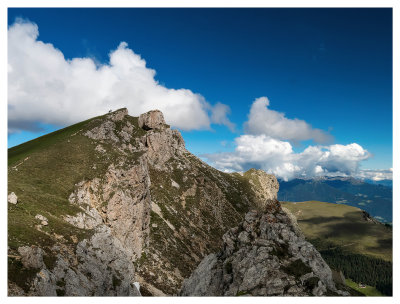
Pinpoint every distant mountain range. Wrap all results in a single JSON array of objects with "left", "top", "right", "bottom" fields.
[
  {"left": 278, "top": 176, "right": 392, "bottom": 223},
  {"left": 363, "top": 179, "right": 392, "bottom": 188}
]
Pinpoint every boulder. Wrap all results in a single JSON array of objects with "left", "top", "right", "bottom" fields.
[
  {"left": 35, "top": 214, "right": 49, "bottom": 226},
  {"left": 18, "top": 246, "right": 44, "bottom": 269},
  {"left": 8, "top": 192, "right": 18, "bottom": 204},
  {"left": 171, "top": 179, "right": 180, "bottom": 189},
  {"left": 35, "top": 214, "right": 48, "bottom": 222}
]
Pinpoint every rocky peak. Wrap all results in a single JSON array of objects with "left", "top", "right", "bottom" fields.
[
  {"left": 107, "top": 108, "right": 129, "bottom": 122},
  {"left": 84, "top": 108, "right": 185, "bottom": 166},
  {"left": 243, "top": 169, "right": 280, "bottom": 211},
  {"left": 138, "top": 110, "right": 166, "bottom": 131},
  {"left": 136, "top": 110, "right": 186, "bottom": 168}
]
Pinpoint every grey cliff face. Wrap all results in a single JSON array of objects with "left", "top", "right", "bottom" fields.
[{"left": 180, "top": 204, "right": 349, "bottom": 296}]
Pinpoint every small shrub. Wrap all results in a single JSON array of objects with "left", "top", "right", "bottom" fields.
[
  {"left": 305, "top": 276, "right": 319, "bottom": 290},
  {"left": 270, "top": 242, "right": 289, "bottom": 258},
  {"left": 283, "top": 259, "right": 312, "bottom": 279},
  {"left": 56, "top": 289, "right": 65, "bottom": 296},
  {"left": 236, "top": 290, "right": 249, "bottom": 296}
]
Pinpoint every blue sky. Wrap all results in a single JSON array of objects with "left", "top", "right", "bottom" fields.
[{"left": 7, "top": 8, "right": 392, "bottom": 179}]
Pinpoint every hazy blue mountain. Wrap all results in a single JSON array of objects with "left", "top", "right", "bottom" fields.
[
  {"left": 278, "top": 177, "right": 392, "bottom": 223},
  {"left": 364, "top": 179, "right": 392, "bottom": 188}
]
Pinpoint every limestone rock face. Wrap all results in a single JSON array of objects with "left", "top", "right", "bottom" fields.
[
  {"left": 67, "top": 156, "right": 151, "bottom": 260},
  {"left": 144, "top": 128, "right": 185, "bottom": 168},
  {"left": 8, "top": 192, "right": 18, "bottom": 204},
  {"left": 102, "top": 160, "right": 151, "bottom": 259},
  {"left": 28, "top": 226, "right": 141, "bottom": 296},
  {"left": 138, "top": 110, "right": 166, "bottom": 130},
  {"left": 180, "top": 207, "right": 348, "bottom": 296}
]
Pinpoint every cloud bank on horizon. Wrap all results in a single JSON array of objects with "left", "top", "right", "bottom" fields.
[
  {"left": 8, "top": 20, "right": 234, "bottom": 133},
  {"left": 8, "top": 20, "right": 391, "bottom": 181},
  {"left": 204, "top": 134, "right": 372, "bottom": 181},
  {"left": 204, "top": 97, "right": 391, "bottom": 181}
]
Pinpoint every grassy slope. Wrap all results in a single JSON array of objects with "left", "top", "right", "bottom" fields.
[
  {"left": 7, "top": 113, "right": 132, "bottom": 253},
  {"left": 281, "top": 201, "right": 392, "bottom": 262},
  {"left": 8, "top": 117, "right": 98, "bottom": 291}
]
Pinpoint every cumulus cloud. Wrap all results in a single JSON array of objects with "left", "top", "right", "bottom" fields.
[
  {"left": 204, "top": 134, "right": 370, "bottom": 181},
  {"left": 8, "top": 20, "right": 234, "bottom": 133},
  {"left": 244, "top": 97, "right": 333, "bottom": 144}
]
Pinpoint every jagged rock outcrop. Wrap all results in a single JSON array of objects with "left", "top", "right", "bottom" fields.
[
  {"left": 108, "top": 108, "right": 129, "bottom": 122},
  {"left": 180, "top": 204, "right": 349, "bottom": 296},
  {"left": 138, "top": 110, "right": 166, "bottom": 130},
  {"left": 243, "top": 169, "right": 280, "bottom": 211},
  {"left": 84, "top": 120, "right": 120, "bottom": 142},
  {"left": 23, "top": 226, "right": 141, "bottom": 296}
]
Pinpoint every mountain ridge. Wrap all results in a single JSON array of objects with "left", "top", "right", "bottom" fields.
[{"left": 8, "top": 108, "right": 354, "bottom": 296}]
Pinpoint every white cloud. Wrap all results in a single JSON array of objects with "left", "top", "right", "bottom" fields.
[
  {"left": 8, "top": 20, "right": 234, "bottom": 133},
  {"left": 355, "top": 169, "right": 393, "bottom": 181},
  {"left": 210, "top": 102, "right": 236, "bottom": 132},
  {"left": 244, "top": 97, "right": 333, "bottom": 143},
  {"left": 204, "top": 134, "right": 370, "bottom": 181}
]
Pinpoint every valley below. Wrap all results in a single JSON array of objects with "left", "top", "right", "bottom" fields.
[{"left": 282, "top": 201, "right": 392, "bottom": 296}]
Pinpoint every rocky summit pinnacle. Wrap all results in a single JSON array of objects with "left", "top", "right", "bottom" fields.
[
  {"left": 138, "top": 110, "right": 166, "bottom": 130},
  {"left": 8, "top": 108, "right": 349, "bottom": 297}
]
